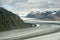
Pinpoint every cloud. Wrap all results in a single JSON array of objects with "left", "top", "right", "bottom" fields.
[
  {"left": 0, "top": 0, "right": 60, "bottom": 8},
  {"left": 0, "top": 0, "right": 60, "bottom": 14},
  {"left": 28, "top": 0, "right": 41, "bottom": 2},
  {"left": 0, "top": 0, "right": 14, "bottom": 5},
  {"left": 28, "top": 0, "right": 60, "bottom": 8}
]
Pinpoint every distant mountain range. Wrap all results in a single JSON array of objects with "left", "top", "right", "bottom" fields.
[{"left": 26, "top": 10, "right": 60, "bottom": 21}]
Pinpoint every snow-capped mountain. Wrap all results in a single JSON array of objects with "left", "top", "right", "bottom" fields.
[
  {"left": 26, "top": 10, "right": 60, "bottom": 21},
  {"left": 26, "top": 11, "right": 40, "bottom": 18}
]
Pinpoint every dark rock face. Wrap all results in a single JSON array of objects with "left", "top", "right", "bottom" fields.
[
  {"left": 38, "top": 11, "right": 54, "bottom": 20},
  {"left": 55, "top": 11, "right": 60, "bottom": 17},
  {"left": 0, "top": 7, "right": 29, "bottom": 31},
  {"left": 25, "top": 23, "right": 36, "bottom": 27}
]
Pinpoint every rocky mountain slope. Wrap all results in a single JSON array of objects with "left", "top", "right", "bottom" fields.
[{"left": 0, "top": 7, "right": 31, "bottom": 31}]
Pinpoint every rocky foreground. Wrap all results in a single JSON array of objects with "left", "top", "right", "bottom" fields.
[{"left": 0, "top": 7, "right": 31, "bottom": 31}]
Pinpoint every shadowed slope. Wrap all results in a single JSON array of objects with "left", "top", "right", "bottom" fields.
[{"left": 0, "top": 7, "right": 30, "bottom": 31}]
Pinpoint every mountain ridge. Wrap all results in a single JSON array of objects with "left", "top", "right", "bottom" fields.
[
  {"left": 26, "top": 10, "right": 60, "bottom": 21},
  {"left": 0, "top": 7, "right": 31, "bottom": 31}
]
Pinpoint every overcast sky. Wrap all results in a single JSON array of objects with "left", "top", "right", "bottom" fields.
[{"left": 0, "top": 0, "right": 60, "bottom": 16}]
